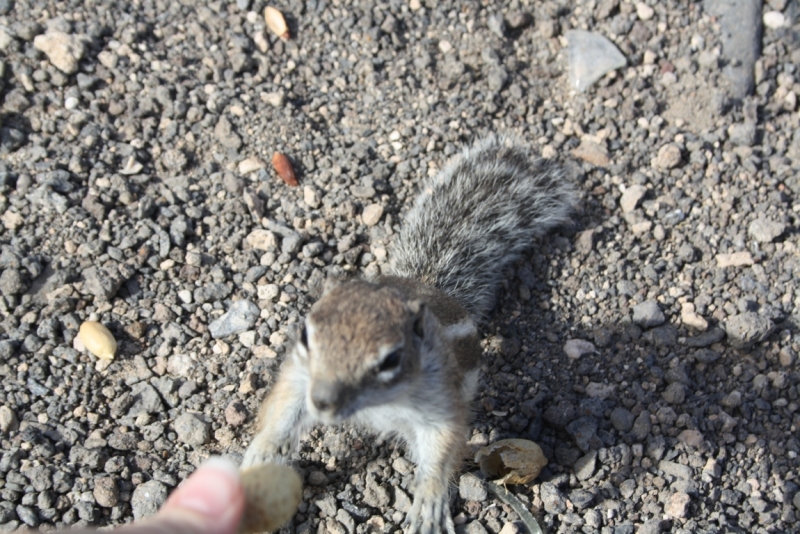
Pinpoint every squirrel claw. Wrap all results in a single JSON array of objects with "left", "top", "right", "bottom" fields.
[
  {"left": 403, "top": 495, "right": 455, "bottom": 534},
  {"left": 240, "top": 441, "right": 287, "bottom": 469}
]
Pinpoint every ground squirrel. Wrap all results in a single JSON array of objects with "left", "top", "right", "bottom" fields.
[{"left": 241, "top": 136, "right": 576, "bottom": 533}]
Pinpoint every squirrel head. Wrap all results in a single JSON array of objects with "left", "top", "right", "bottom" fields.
[{"left": 294, "top": 279, "right": 439, "bottom": 424}]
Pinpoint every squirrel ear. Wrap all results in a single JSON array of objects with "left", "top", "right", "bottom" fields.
[
  {"left": 294, "top": 321, "right": 311, "bottom": 361},
  {"left": 319, "top": 270, "right": 346, "bottom": 296},
  {"left": 298, "top": 323, "right": 309, "bottom": 348},
  {"left": 309, "top": 269, "right": 345, "bottom": 299}
]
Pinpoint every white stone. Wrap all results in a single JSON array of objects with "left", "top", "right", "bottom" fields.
[
  {"left": 167, "top": 354, "right": 195, "bottom": 377},
  {"left": 636, "top": 2, "right": 655, "bottom": 20},
  {"left": 185, "top": 251, "right": 202, "bottom": 266},
  {"left": 715, "top": 251, "right": 754, "bottom": 268},
  {"left": 98, "top": 50, "right": 118, "bottom": 69},
  {"left": 33, "top": 31, "right": 86, "bottom": 74},
  {"left": 260, "top": 91, "right": 285, "bottom": 107},
  {"left": 680, "top": 303, "right": 708, "bottom": 331},
  {"left": 0, "top": 406, "right": 18, "bottom": 433},
  {"left": 119, "top": 156, "right": 143, "bottom": 175},
  {"left": 269, "top": 331, "right": 286, "bottom": 346},
  {"left": 586, "top": 382, "right": 615, "bottom": 399},
  {"left": 303, "top": 186, "right": 321, "bottom": 208},
  {"left": 239, "top": 331, "right": 257, "bottom": 348},
  {"left": 246, "top": 229, "right": 278, "bottom": 251},
  {"left": 564, "top": 339, "right": 596, "bottom": 359},
  {"left": 362, "top": 204, "right": 384, "bottom": 226},
  {"left": 373, "top": 247, "right": 387, "bottom": 262},
  {"left": 257, "top": 283, "right": 280, "bottom": 301},
  {"left": 665, "top": 492, "right": 691, "bottom": 519},
  {"left": 620, "top": 185, "right": 647, "bottom": 213},
  {"left": 655, "top": 143, "right": 682, "bottom": 170},
  {"left": 763, "top": 11, "right": 786, "bottom": 29},
  {"left": 784, "top": 91, "right": 796, "bottom": 111},
  {"left": 2, "top": 211, "right": 23, "bottom": 231},
  {"left": 254, "top": 31, "right": 269, "bottom": 53},
  {"left": 0, "top": 27, "right": 14, "bottom": 52},
  {"left": 631, "top": 221, "right": 653, "bottom": 235},
  {"left": 253, "top": 345, "right": 278, "bottom": 359},
  {"left": 238, "top": 156, "right": 265, "bottom": 174}
]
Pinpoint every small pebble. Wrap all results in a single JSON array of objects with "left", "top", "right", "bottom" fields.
[
  {"left": 174, "top": 413, "right": 211, "bottom": 446},
  {"left": 33, "top": 31, "right": 85, "bottom": 74},
  {"left": 131, "top": 480, "right": 168, "bottom": 519},
  {"left": 763, "top": 11, "right": 786, "bottom": 29},
  {"left": 779, "top": 347, "right": 797, "bottom": 367},
  {"left": 724, "top": 312, "right": 774, "bottom": 348},
  {"left": 571, "top": 139, "right": 610, "bottom": 166},
  {"left": 636, "top": 2, "right": 655, "bottom": 20},
  {"left": 715, "top": 252, "right": 754, "bottom": 267},
  {"left": 632, "top": 301, "right": 666, "bottom": 328},
  {"left": 0, "top": 405, "right": 19, "bottom": 433},
  {"left": 225, "top": 401, "right": 248, "bottom": 426},
  {"left": 458, "top": 474, "right": 487, "bottom": 502},
  {"left": 304, "top": 186, "right": 321, "bottom": 208},
  {"left": 574, "top": 451, "right": 597, "bottom": 481},
  {"left": 239, "top": 157, "right": 266, "bottom": 175},
  {"left": 665, "top": 492, "right": 692, "bottom": 518},
  {"left": 93, "top": 477, "right": 119, "bottom": 508},
  {"left": 362, "top": 204, "right": 384, "bottom": 226},
  {"left": 748, "top": 218, "right": 785, "bottom": 243},
  {"left": 655, "top": 144, "right": 682, "bottom": 170},
  {"left": 563, "top": 339, "right": 595, "bottom": 359},
  {"left": 620, "top": 185, "right": 647, "bottom": 213},
  {"left": 209, "top": 300, "right": 260, "bottom": 339},
  {"left": 680, "top": 303, "right": 708, "bottom": 331}
]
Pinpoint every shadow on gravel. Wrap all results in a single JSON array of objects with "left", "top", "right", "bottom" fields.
[{"left": 466, "top": 215, "right": 797, "bottom": 531}]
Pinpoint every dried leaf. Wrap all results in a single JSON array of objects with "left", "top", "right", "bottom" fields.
[
  {"left": 475, "top": 438, "right": 548, "bottom": 485},
  {"left": 264, "top": 7, "right": 290, "bottom": 40},
  {"left": 240, "top": 464, "right": 303, "bottom": 533},
  {"left": 272, "top": 152, "right": 298, "bottom": 186}
]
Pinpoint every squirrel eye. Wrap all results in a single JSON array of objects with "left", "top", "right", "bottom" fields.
[
  {"left": 378, "top": 350, "right": 401, "bottom": 373},
  {"left": 299, "top": 325, "right": 308, "bottom": 348}
]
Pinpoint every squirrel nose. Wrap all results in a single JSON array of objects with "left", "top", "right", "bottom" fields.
[
  {"left": 312, "top": 396, "right": 333, "bottom": 412},
  {"left": 310, "top": 381, "right": 340, "bottom": 413}
]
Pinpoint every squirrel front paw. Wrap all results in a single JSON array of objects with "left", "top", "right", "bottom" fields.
[
  {"left": 240, "top": 438, "right": 289, "bottom": 469},
  {"left": 403, "top": 494, "right": 455, "bottom": 534}
]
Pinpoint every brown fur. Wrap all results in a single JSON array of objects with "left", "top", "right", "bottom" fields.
[{"left": 308, "top": 280, "right": 414, "bottom": 379}]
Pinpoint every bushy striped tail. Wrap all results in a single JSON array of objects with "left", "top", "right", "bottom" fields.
[{"left": 389, "top": 136, "right": 576, "bottom": 322}]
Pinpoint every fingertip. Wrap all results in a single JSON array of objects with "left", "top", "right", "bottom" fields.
[
  {"left": 159, "top": 456, "right": 244, "bottom": 534},
  {"left": 199, "top": 456, "right": 242, "bottom": 482}
]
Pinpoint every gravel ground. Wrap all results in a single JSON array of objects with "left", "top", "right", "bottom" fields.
[{"left": 0, "top": 0, "right": 798, "bottom": 533}]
